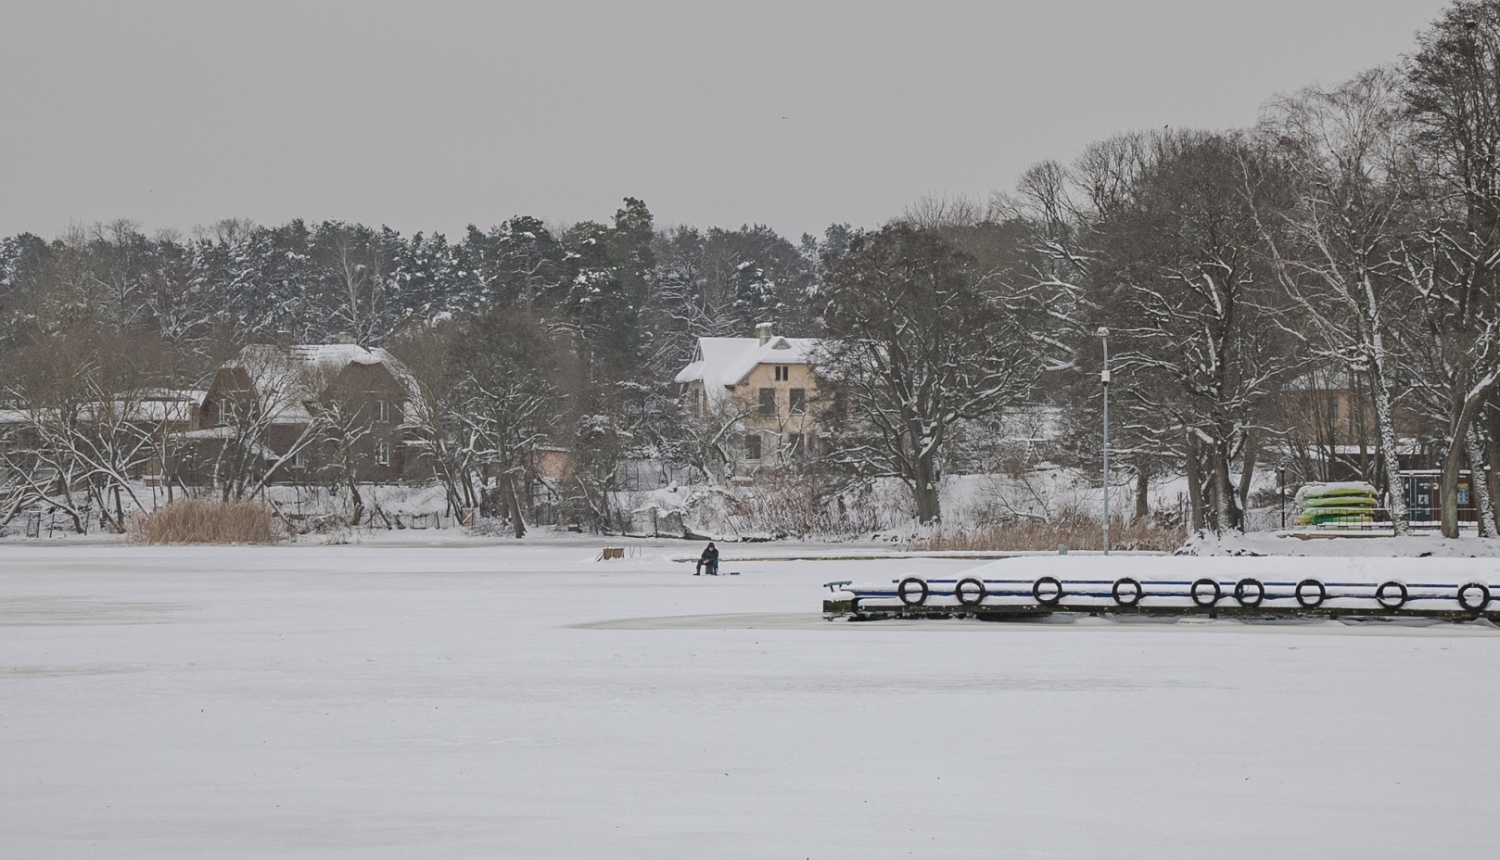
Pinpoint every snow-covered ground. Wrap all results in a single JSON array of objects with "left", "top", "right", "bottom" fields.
[
  {"left": 1183, "top": 530, "right": 1500, "bottom": 556},
  {"left": 3, "top": 540, "right": 1498, "bottom": 859}
]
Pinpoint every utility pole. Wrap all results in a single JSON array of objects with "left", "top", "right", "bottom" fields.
[
  {"left": 1099, "top": 327, "right": 1111, "bottom": 555},
  {"left": 1278, "top": 457, "right": 1288, "bottom": 530}
]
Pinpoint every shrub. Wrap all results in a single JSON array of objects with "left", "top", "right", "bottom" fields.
[
  {"left": 909, "top": 519, "right": 1186, "bottom": 552},
  {"left": 130, "top": 499, "right": 280, "bottom": 545},
  {"left": 730, "top": 468, "right": 883, "bottom": 539}
]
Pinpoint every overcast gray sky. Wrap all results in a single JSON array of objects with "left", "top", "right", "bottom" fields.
[{"left": 0, "top": 0, "right": 1452, "bottom": 242}]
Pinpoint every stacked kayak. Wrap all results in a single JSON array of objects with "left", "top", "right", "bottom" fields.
[{"left": 1295, "top": 482, "right": 1378, "bottom": 526}]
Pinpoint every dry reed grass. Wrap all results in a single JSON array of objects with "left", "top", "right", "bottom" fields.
[
  {"left": 909, "top": 520, "right": 1186, "bottom": 553},
  {"left": 130, "top": 499, "right": 280, "bottom": 545}
]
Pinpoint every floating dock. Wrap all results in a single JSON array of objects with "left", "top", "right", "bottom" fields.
[{"left": 823, "top": 557, "right": 1500, "bottom": 624}]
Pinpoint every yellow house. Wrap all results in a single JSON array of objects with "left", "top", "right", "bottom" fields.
[{"left": 674, "top": 323, "right": 822, "bottom": 469}]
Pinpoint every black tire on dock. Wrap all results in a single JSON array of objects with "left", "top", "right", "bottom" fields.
[
  {"left": 897, "top": 577, "right": 929, "bottom": 606},
  {"left": 1457, "top": 582, "right": 1491, "bottom": 612},
  {"left": 1233, "top": 578, "right": 1265, "bottom": 607},
  {"left": 1111, "top": 577, "right": 1143, "bottom": 606},
  {"left": 1032, "top": 576, "right": 1064, "bottom": 606},
  {"left": 1295, "top": 579, "right": 1326, "bottom": 608},
  {"left": 1375, "top": 581, "right": 1407, "bottom": 609},
  {"left": 1190, "top": 578, "right": 1221, "bottom": 607},
  {"left": 955, "top": 577, "right": 986, "bottom": 607}
]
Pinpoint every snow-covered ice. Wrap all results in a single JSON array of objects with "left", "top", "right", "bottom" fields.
[{"left": 3, "top": 539, "right": 1498, "bottom": 858}]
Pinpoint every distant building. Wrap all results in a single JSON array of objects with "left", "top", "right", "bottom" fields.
[
  {"left": 674, "top": 323, "right": 822, "bottom": 472},
  {"left": 176, "top": 343, "right": 420, "bottom": 486},
  {"left": 0, "top": 390, "right": 203, "bottom": 491},
  {"left": 1280, "top": 369, "right": 1480, "bottom": 524}
]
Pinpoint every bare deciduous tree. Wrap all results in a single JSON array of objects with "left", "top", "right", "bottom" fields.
[{"left": 1257, "top": 67, "right": 1418, "bottom": 533}]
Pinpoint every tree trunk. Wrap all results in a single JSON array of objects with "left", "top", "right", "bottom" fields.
[
  {"left": 111, "top": 486, "right": 126, "bottom": 534},
  {"left": 1134, "top": 464, "right": 1150, "bottom": 523},
  {"left": 1236, "top": 432, "right": 1258, "bottom": 520},
  {"left": 1185, "top": 431, "right": 1206, "bottom": 532},
  {"left": 1440, "top": 436, "right": 1465, "bottom": 539},
  {"left": 1487, "top": 400, "right": 1500, "bottom": 535},
  {"left": 347, "top": 476, "right": 364, "bottom": 527},
  {"left": 506, "top": 472, "right": 527, "bottom": 538},
  {"left": 1441, "top": 386, "right": 1491, "bottom": 538},
  {"left": 461, "top": 469, "right": 476, "bottom": 509},
  {"left": 1212, "top": 440, "right": 1240, "bottom": 534},
  {"left": 1465, "top": 426, "right": 1497, "bottom": 538},
  {"left": 912, "top": 452, "right": 941, "bottom": 525},
  {"left": 1369, "top": 362, "right": 1409, "bottom": 535}
]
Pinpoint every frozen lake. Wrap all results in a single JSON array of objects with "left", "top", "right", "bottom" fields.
[{"left": 3, "top": 540, "right": 1497, "bottom": 859}]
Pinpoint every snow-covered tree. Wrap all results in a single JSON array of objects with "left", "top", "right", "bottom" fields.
[
  {"left": 1085, "top": 130, "right": 1297, "bottom": 533},
  {"left": 1257, "top": 68, "right": 1419, "bottom": 533},
  {"left": 813, "top": 224, "right": 1040, "bottom": 524},
  {"left": 1402, "top": 1, "right": 1500, "bottom": 536},
  {"left": 447, "top": 310, "right": 574, "bottom": 538}
]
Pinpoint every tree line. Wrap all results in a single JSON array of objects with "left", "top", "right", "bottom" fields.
[{"left": 4, "top": 0, "right": 1500, "bottom": 539}]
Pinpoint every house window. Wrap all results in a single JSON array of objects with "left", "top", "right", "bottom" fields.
[
  {"left": 375, "top": 441, "right": 391, "bottom": 466},
  {"left": 789, "top": 388, "right": 806, "bottom": 415},
  {"left": 220, "top": 400, "right": 237, "bottom": 425},
  {"left": 759, "top": 388, "right": 777, "bottom": 418},
  {"left": 787, "top": 433, "right": 803, "bottom": 456},
  {"left": 375, "top": 399, "right": 390, "bottom": 423},
  {"left": 807, "top": 432, "right": 819, "bottom": 455},
  {"left": 775, "top": 365, "right": 789, "bottom": 381},
  {"left": 293, "top": 449, "right": 307, "bottom": 470},
  {"left": 745, "top": 434, "right": 762, "bottom": 460},
  {"left": 1327, "top": 396, "right": 1340, "bottom": 423}
]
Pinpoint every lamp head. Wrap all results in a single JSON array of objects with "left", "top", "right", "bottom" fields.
[{"left": 1096, "top": 327, "right": 1110, "bottom": 339}]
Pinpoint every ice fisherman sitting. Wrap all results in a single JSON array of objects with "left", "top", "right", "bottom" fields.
[{"left": 695, "top": 542, "right": 719, "bottom": 576}]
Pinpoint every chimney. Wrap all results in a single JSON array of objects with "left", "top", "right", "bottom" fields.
[
  {"left": 276, "top": 330, "right": 292, "bottom": 350},
  {"left": 755, "top": 322, "right": 774, "bottom": 345},
  {"left": 335, "top": 331, "right": 357, "bottom": 345}
]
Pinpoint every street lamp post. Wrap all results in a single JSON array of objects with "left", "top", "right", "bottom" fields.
[
  {"left": 1278, "top": 457, "right": 1288, "bottom": 530},
  {"left": 1099, "top": 327, "right": 1111, "bottom": 555}
]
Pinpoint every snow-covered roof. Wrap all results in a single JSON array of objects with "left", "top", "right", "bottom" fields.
[
  {"left": 0, "top": 391, "right": 203, "bottom": 427},
  {"left": 225, "top": 344, "right": 396, "bottom": 382},
  {"left": 171, "top": 425, "right": 279, "bottom": 460},
  {"left": 216, "top": 344, "right": 416, "bottom": 420},
  {"left": 673, "top": 336, "right": 820, "bottom": 391},
  {"left": 288, "top": 343, "right": 392, "bottom": 372}
]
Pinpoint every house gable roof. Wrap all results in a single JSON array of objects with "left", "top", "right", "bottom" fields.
[
  {"left": 209, "top": 343, "right": 417, "bottom": 424},
  {"left": 673, "top": 336, "right": 820, "bottom": 393}
]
